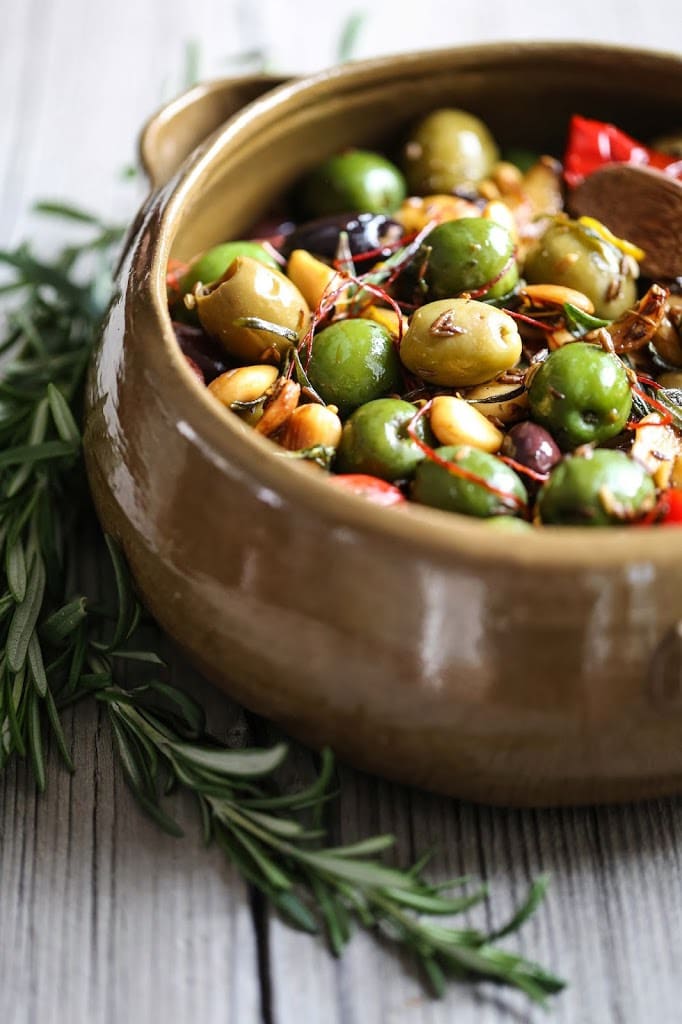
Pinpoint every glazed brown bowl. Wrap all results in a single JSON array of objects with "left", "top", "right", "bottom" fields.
[{"left": 84, "top": 43, "right": 682, "bottom": 807}]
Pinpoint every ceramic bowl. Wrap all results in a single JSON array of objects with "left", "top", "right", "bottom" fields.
[{"left": 84, "top": 43, "right": 682, "bottom": 807}]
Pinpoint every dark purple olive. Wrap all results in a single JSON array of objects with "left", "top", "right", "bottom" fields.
[
  {"left": 279, "top": 212, "right": 404, "bottom": 261},
  {"left": 502, "top": 421, "right": 561, "bottom": 477},
  {"left": 172, "top": 321, "right": 232, "bottom": 383}
]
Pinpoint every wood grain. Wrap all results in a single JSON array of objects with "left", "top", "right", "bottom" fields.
[{"left": 2, "top": 2, "right": 682, "bottom": 1022}]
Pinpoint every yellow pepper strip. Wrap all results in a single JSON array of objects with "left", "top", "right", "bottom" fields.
[
  {"left": 287, "top": 249, "right": 347, "bottom": 311},
  {"left": 364, "top": 304, "right": 408, "bottom": 338},
  {"left": 578, "top": 216, "right": 646, "bottom": 262}
]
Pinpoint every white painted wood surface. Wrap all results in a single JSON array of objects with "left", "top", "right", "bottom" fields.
[{"left": 2, "top": 2, "right": 682, "bottom": 1022}]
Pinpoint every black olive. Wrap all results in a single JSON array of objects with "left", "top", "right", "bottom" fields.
[
  {"left": 173, "top": 322, "right": 232, "bottom": 383},
  {"left": 279, "top": 212, "right": 403, "bottom": 261}
]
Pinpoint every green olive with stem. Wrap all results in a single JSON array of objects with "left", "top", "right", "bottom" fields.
[{"left": 194, "top": 256, "right": 310, "bottom": 363}]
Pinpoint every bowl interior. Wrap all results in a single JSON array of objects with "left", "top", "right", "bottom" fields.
[
  {"left": 168, "top": 44, "right": 682, "bottom": 260},
  {"left": 153, "top": 43, "right": 682, "bottom": 568}
]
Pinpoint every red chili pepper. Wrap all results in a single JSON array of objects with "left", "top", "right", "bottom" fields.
[
  {"left": 166, "top": 258, "right": 189, "bottom": 302},
  {"left": 564, "top": 114, "right": 682, "bottom": 188},
  {"left": 659, "top": 490, "right": 682, "bottom": 525},
  {"left": 330, "top": 474, "right": 406, "bottom": 507}
]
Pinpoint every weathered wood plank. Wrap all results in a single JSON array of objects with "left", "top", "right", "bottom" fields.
[
  {"left": 0, "top": 655, "right": 263, "bottom": 1024},
  {"left": 268, "top": 774, "right": 682, "bottom": 1024}
]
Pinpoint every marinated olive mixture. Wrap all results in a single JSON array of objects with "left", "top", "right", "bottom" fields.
[{"left": 168, "top": 110, "right": 682, "bottom": 527}]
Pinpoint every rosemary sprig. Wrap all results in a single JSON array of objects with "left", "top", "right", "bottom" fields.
[{"left": 0, "top": 205, "right": 564, "bottom": 1005}]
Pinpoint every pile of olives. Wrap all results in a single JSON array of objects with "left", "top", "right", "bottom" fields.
[{"left": 168, "top": 107, "right": 682, "bottom": 528}]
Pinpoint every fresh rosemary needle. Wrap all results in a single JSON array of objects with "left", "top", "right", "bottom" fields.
[{"left": 0, "top": 203, "right": 565, "bottom": 1005}]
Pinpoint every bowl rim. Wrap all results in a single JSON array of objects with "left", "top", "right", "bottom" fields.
[{"left": 137, "top": 41, "right": 682, "bottom": 571}]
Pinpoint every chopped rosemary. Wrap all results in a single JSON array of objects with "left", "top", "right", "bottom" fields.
[{"left": 0, "top": 204, "right": 564, "bottom": 1005}]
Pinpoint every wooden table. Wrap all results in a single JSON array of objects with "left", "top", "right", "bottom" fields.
[{"left": 2, "top": 3, "right": 682, "bottom": 1021}]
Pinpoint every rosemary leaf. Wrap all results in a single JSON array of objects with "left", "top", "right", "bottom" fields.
[
  {"left": 486, "top": 873, "right": 551, "bottom": 941},
  {"left": 0, "top": 439, "right": 78, "bottom": 470},
  {"left": 7, "top": 554, "right": 46, "bottom": 673},
  {"left": 47, "top": 382, "right": 81, "bottom": 443},
  {"left": 41, "top": 597, "right": 88, "bottom": 646},
  {"left": 27, "top": 686, "right": 46, "bottom": 792},
  {"left": 232, "top": 316, "right": 298, "bottom": 343},
  {"left": 33, "top": 200, "right": 111, "bottom": 225},
  {"left": 336, "top": 11, "right": 366, "bottom": 63},
  {"left": 170, "top": 740, "right": 289, "bottom": 777},
  {"left": 27, "top": 632, "right": 48, "bottom": 697},
  {"left": 5, "top": 540, "right": 27, "bottom": 603},
  {"left": 102, "top": 534, "right": 137, "bottom": 649},
  {"left": 5, "top": 668, "right": 26, "bottom": 757},
  {"left": 422, "top": 956, "right": 447, "bottom": 997},
  {"left": 44, "top": 685, "right": 75, "bottom": 772},
  {"left": 324, "top": 835, "right": 397, "bottom": 858},
  {"left": 273, "top": 890, "right": 318, "bottom": 933},
  {"left": 382, "top": 886, "right": 489, "bottom": 916}
]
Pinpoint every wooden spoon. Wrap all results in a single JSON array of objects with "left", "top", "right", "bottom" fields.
[{"left": 568, "top": 164, "right": 682, "bottom": 280}]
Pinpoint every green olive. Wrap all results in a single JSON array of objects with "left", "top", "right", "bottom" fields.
[
  {"left": 528, "top": 342, "right": 632, "bottom": 450},
  {"left": 399, "top": 298, "right": 522, "bottom": 388},
  {"left": 484, "top": 516, "right": 534, "bottom": 531},
  {"left": 421, "top": 218, "right": 518, "bottom": 301},
  {"left": 523, "top": 218, "right": 637, "bottom": 319},
  {"left": 194, "top": 256, "right": 310, "bottom": 362},
  {"left": 538, "top": 450, "right": 655, "bottom": 525},
  {"left": 307, "top": 318, "right": 403, "bottom": 416},
  {"left": 412, "top": 444, "right": 527, "bottom": 518},
  {"left": 335, "top": 399, "right": 431, "bottom": 481},
  {"left": 298, "top": 150, "right": 407, "bottom": 219},
  {"left": 177, "top": 241, "right": 279, "bottom": 296},
  {"left": 402, "top": 109, "right": 499, "bottom": 194}
]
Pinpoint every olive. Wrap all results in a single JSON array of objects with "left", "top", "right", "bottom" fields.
[
  {"left": 528, "top": 342, "right": 632, "bottom": 450},
  {"left": 177, "top": 241, "right": 279, "bottom": 295},
  {"left": 484, "top": 516, "right": 534, "bottom": 531},
  {"left": 298, "top": 150, "right": 407, "bottom": 219},
  {"left": 421, "top": 218, "right": 518, "bottom": 301},
  {"left": 402, "top": 109, "right": 499, "bottom": 194},
  {"left": 501, "top": 422, "right": 561, "bottom": 477},
  {"left": 307, "top": 318, "right": 403, "bottom": 415},
  {"left": 412, "top": 445, "right": 527, "bottom": 518},
  {"left": 280, "top": 213, "right": 404, "bottom": 260},
  {"left": 523, "top": 218, "right": 637, "bottom": 319},
  {"left": 172, "top": 321, "right": 231, "bottom": 383},
  {"left": 399, "top": 298, "right": 521, "bottom": 388},
  {"left": 335, "top": 399, "right": 431, "bottom": 482},
  {"left": 194, "top": 256, "right": 310, "bottom": 363},
  {"left": 538, "top": 449, "right": 655, "bottom": 525}
]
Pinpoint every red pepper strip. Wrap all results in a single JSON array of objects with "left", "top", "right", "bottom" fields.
[
  {"left": 639, "top": 489, "right": 682, "bottom": 526},
  {"left": 564, "top": 114, "right": 682, "bottom": 188},
  {"left": 330, "top": 474, "right": 406, "bottom": 506},
  {"left": 166, "top": 258, "right": 189, "bottom": 302},
  {"left": 659, "top": 490, "right": 682, "bottom": 524},
  {"left": 630, "top": 385, "right": 674, "bottom": 429}
]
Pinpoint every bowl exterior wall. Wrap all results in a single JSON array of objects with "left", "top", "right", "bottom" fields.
[{"left": 85, "top": 44, "right": 682, "bottom": 806}]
